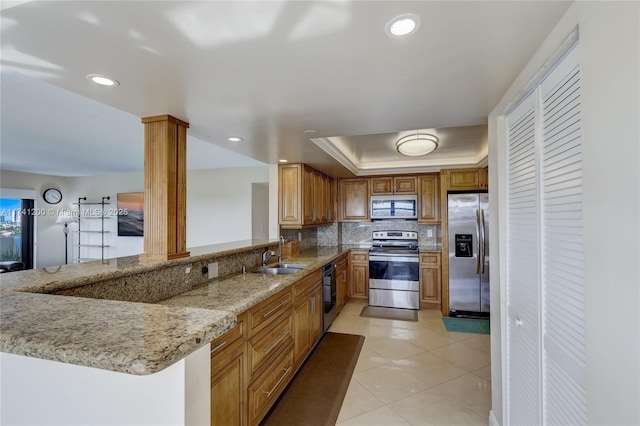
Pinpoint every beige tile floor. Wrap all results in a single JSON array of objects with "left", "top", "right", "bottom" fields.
[{"left": 330, "top": 300, "right": 491, "bottom": 426}]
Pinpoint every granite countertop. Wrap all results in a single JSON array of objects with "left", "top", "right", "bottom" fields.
[
  {"left": 158, "top": 246, "right": 350, "bottom": 314},
  {"left": 0, "top": 242, "right": 352, "bottom": 376}
]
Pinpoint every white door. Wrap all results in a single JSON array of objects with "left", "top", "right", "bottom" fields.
[
  {"left": 504, "top": 41, "right": 586, "bottom": 425},
  {"left": 506, "top": 90, "right": 541, "bottom": 426}
]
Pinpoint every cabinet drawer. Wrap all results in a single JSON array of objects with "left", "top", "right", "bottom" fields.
[
  {"left": 350, "top": 252, "right": 368, "bottom": 262},
  {"left": 247, "top": 290, "right": 292, "bottom": 337},
  {"left": 210, "top": 318, "right": 244, "bottom": 356},
  {"left": 247, "top": 345, "right": 294, "bottom": 425},
  {"left": 292, "top": 270, "right": 322, "bottom": 305},
  {"left": 420, "top": 253, "right": 441, "bottom": 266},
  {"left": 248, "top": 313, "right": 293, "bottom": 379}
]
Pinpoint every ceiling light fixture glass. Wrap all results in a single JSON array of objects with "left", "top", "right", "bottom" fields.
[
  {"left": 385, "top": 14, "right": 421, "bottom": 38},
  {"left": 396, "top": 132, "right": 439, "bottom": 156},
  {"left": 278, "top": 159, "right": 288, "bottom": 163},
  {"left": 227, "top": 137, "right": 242, "bottom": 142},
  {"left": 86, "top": 74, "right": 119, "bottom": 86}
]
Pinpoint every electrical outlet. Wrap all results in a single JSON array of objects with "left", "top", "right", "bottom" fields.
[
  {"left": 208, "top": 262, "right": 218, "bottom": 279},
  {"left": 427, "top": 229, "right": 433, "bottom": 238},
  {"left": 185, "top": 266, "right": 191, "bottom": 274}
]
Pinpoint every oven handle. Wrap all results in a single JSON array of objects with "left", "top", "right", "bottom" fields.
[{"left": 369, "top": 255, "right": 419, "bottom": 263}]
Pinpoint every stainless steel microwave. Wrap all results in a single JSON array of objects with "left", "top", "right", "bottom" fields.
[{"left": 370, "top": 195, "right": 418, "bottom": 220}]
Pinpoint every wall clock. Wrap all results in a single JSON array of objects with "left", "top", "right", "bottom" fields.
[{"left": 43, "top": 188, "right": 62, "bottom": 205}]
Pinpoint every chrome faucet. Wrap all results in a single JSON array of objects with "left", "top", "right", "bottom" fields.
[
  {"left": 262, "top": 248, "right": 276, "bottom": 266},
  {"left": 278, "top": 236, "right": 285, "bottom": 263}
]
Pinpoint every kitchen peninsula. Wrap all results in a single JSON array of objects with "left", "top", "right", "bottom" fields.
[{"left": 0, "top": 240, "right": 352, "bottom": 425}]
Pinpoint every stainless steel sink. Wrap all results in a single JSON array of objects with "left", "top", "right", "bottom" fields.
[
  {"left": 273, "top": 263, "right": 309, "bottom": 269},
  {"left": 252, "top": 267, "right": 300, "bottom": 275}
]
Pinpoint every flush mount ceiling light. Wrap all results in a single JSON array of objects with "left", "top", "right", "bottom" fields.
[
  {"left": 396, "top": 132, "right": 439, "bottom": 156},
  {"left": 227, "top": 137, "right": 242, "bottom": 142},
  {"left": 86, "top": 74, "right": 119, "bottom": 86},
  {"left": 278, "top": 159, "right": 288, "bottom": 163},
  {"left": 385, "top": 14, "right": 421, "bottom": 38}
]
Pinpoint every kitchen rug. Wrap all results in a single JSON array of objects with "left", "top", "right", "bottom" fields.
[
  {"left": 359, "top": 305, "right": 418, "bottom": 322},
  {"left": 442, "top": 317, "right": 490, "bottom": 334},
  {"left": 261, "top": 332, "right": 365, "bottom": 426}
]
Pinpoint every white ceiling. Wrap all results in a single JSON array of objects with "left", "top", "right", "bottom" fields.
[{"left": 0, "top": 1, "right": 571, "bottom": 178}]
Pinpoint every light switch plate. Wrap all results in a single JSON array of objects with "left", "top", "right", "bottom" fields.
[{"left": 208, "top": 262, "right": 218, "bottom": 279}]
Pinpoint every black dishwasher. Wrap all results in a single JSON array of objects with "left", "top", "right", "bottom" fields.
[{"left": 322, "top": 262, "right": 338, "bottom": 331}]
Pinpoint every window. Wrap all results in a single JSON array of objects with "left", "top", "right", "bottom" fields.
[{"left": 0, "top": 198, "right": 34, "bottom": 270}]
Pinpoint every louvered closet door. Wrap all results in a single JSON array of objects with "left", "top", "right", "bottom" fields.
[
  {"left": 540, "top": 44, "right": 586, "bottom": 425},
  {"left": 506, "top": 91, "right": 541, "bottom": 426}
]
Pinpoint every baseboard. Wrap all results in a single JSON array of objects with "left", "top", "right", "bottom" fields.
[{"left": 489, "top": 410, "right": 500, "bottom": 426}]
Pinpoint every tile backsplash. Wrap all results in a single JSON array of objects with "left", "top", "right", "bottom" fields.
[
  {"left": 287, "top": 221, "right": 440, "bottom": 248},
  {"left": 340, "top": 221, "right": 440, "bottom": 246}
]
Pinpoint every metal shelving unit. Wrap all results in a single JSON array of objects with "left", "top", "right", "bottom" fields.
[{"left": 73, "top": 196, "right": 111, "bottom": 262}]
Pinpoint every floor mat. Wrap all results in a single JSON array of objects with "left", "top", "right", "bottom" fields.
[
  {"left": 442, "top": 317, "right": 490, "bottom": 334},
  {"left": 359, "top": 305, "right": 418, "bottom": 322},
  {"left": 260, "top": 332, "right": 365, "bottom": 426}
]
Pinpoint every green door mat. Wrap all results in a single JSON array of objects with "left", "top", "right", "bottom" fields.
[{"left": 442, "top": 317, "right": 490, "bottom": 334}]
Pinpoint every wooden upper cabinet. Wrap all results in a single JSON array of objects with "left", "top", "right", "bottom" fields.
[
  {"left": 370, "top": 177, "right": 392, "bottom": 195},
  {"left": 418, "top": 174, "right": 440, "bottom": 224},
  {"left": 370, "top": 176, "right": 417, "bottom": 195},
  {"left": 279, "top": 163, "right": 334, "bottom": 229},
  {"left": 394, "top": 176, "right": 418, "bottom": 194},
  {"left": 442, "top": 168, "right": 489, "bottom": 191},
  {"left": 480, "top": 166, "right": 488, "bottom": 188},
  {"left": 339, "top": 178, "right": 370, "bottom": 222},
  {"left": 279, "top": 164, "right": 303, "bottom": 227},
  {"left": 302, "top": 165, "right": 315, "bottom": 225}
]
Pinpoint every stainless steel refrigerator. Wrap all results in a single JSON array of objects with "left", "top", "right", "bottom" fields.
[{"left": 448, "top": 192, "right": 489, "bottom": 317}]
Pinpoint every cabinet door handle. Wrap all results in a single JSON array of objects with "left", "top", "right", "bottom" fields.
[
  {"left": 264, "top": 331, "right": 288, "bottom": 355},
  {"left": 311, "top": 296, "right": 315, "bottom": 315},
  {"left": 210, "top": 341, "right": 228, "bottom": 354},
  {"left": 262, "top": 300, "right": 288, "bottom": 318},
  {"left": 343, "top": 271, "right": 346, "bottom": 281},
  {"left": 312, "top": 208, "right": 316, "bottom": 221},
  {"left": 328, "top": 209, "right": 332, "bottom": 222},
  {"left": 264, "top": 367, "right": 292, "bottom": 398}
]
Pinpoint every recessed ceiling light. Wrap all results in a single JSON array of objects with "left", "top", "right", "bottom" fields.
[
  {"left": 385, "top": 14, "right": 421, "bottom": 38},
  {"left": 278, "top": 159, "right": 288, "bottom": 163},
  {"left": 227, "top": 137, "right": 242, "bottom": 142},
  {"left": 86, "top": 74, "right": 119, "bottom": 86},
  {"left": 303, "top": 129, "right": 316, "bottom": 134}
]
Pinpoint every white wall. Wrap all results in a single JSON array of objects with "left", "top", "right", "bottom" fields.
[
  {"left": 186, "top": 167, "right": 269, "bottom": 247},
  {"left": 65, "top": 171, "right": 145, "bottom": 261},
  {"left": 0, "top": 347, "right": 210, "bottom": 426},
  {"left": 488, "top": 2, "right": 640, "bottom": 425},
  {"left": 1, "top": 166, "right": 272, "bottom": 266},
  {"left": 0, "top": 170, "right": 70, "bottom": 267},
  {"left": 251, "top": 182, "right": 269, "bottom": 240}
]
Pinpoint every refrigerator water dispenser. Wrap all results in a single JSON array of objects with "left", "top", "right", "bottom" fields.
[{"left": 455, "top": 234, "right": 473, "bottom": 257}]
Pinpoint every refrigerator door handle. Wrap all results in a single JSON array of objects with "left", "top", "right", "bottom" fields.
[
  {"left": 475, "top": 209, "right": 481, "bottom": 275},
  {"left": 480, "top": 209, "right": 486, "bottom": 274}
]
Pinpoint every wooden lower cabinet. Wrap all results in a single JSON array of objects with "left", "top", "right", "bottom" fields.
[
  {"left": 336, "top": 254, "right": 348, "bottom": 311},
  {"left": 419, "top": 252, "right": 442, "bottom": 308},
  {"left": 292, "top": 272, "right": 323, "bottom": 368},
  {"left": 210, "top": 269, "right": 330, "bottom": 426},
  {"left": 349, "top": 251, "right": 369, "bottom": 299},
  {"left": 211, "top": 319, "right": 246, "bottom": 426},
  {"left": 247, "top": 344, "right": 294, "bottom": 426},
  {"left": 247, "top": 313, "right": 293, "bottom": 379}
]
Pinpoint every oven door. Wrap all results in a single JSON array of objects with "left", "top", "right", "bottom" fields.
[{"left": 369, "top": 254, "right": 419, "bottom": 309}]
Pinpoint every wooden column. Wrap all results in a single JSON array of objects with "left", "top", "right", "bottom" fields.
[{"left": 140, "top": 114, "right": 190, "bottom": 261}]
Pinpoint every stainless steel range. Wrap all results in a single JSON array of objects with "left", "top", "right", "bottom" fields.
[{"left": 369, "top": 231, "right": 420, "bottom": 310}]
